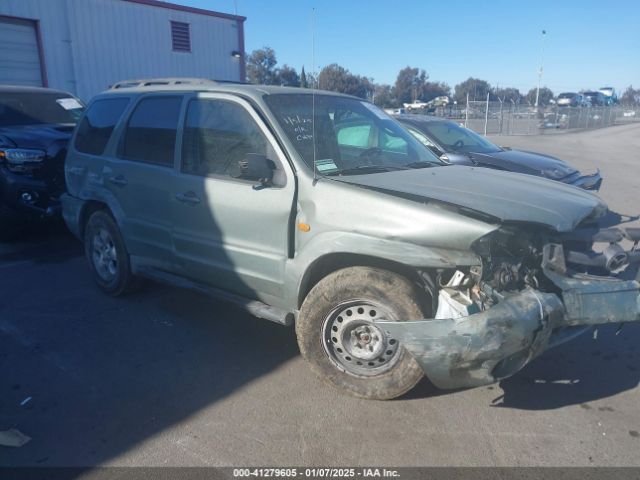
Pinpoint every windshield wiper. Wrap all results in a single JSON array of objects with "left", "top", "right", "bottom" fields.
[
  {"left": 403, "top": 161, "right": 441, "bottom": 169},
  {"left": 325, "top": 164, "right": 408, "bottom": 176}
]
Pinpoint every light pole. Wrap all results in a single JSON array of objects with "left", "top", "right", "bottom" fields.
[
  {"left": 536, "top": 30, "right": 547, "bottom": 112},
  {"left": 534, "top": 29, "right": 546, "bottom": 111}
]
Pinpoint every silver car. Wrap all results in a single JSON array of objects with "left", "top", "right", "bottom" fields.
[
  {"left": 556, "top": 92, "right": 583, "bottom": 107},
  {"left": 62, "top": 79, "right": 640, "bottom": 399}
]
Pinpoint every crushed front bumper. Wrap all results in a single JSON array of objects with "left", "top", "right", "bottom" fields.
[
  {"left": 568, "top": 169, "right": 603, "bottom": 191},
  {"left": 0, "top": 165, "right": 61, "bottom": 217},
  {"left": 378, "top": 273, "right": 640, "bottom": 390}
]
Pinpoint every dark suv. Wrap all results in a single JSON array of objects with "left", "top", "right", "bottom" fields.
[{"left": 0, "top": 85, "right": 84, "bottom": 229}]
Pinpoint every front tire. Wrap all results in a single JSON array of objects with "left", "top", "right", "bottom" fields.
[
  {"left": 84, "top": 210, "right": 138, "bottom": 296},
  {"left": 296, "top": 267, "right": 426, "bottom": 400}
]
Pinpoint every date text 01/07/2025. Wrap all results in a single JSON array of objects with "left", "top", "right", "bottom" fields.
[{"left": 232, "top": 468, "right": 401, "bottom": 478}]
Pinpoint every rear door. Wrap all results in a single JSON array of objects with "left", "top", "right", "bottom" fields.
[
  {"left": 171, "top": 93, "right": 295, "bottom": 303},
  {"left": 102, "top": 94, "right": 184, "bottom": 268}
]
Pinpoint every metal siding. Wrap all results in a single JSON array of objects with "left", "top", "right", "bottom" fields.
[
  {"left": 68, "top": 0, "right": 241, "bottom": 100},
  {"left": 0, "top": 0, "right": 76, "bottom": 94},
  {"left": 0, "top": 17, "right": 42, "bottom": 86},
  {"left": 0, "top": 0, "right": 243, "bottom": 101}
]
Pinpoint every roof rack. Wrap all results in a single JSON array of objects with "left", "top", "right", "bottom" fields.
[{"left": 109, "top": 77, "right": 219, "bottom": 89}]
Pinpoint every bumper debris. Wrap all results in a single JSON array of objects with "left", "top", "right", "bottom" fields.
[{"left": 379, "top": 275, "right": 640, "bottom": 389}]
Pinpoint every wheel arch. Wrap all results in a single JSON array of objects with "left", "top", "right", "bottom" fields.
[
  {"left": 297, "top": 253, "right": 433, "bottom": 311},
  {"left": 78, "top": 200, "right": 111, "bottom": 240}
]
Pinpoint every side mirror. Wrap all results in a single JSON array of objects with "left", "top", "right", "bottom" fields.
[
  {"left": 428, "top": 145, "right": 443, "bottom": 156},
  {"left": 229, "top": 153, "right": 275, "bottom": 187}
]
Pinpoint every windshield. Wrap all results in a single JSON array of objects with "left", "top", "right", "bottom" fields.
[
  {"left": 417, "top": 121, "right": 501, "bottom": 154},
  {"left": 263, "top": 94, "right": 442, "bottom": 175},
  {"left": 0, "top": 91, "right": 85, "bottom": 127},
  {"left": 558, "top": 93, "right": 575, "bottom": 99}
]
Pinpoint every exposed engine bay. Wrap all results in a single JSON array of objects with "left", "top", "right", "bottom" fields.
[
  {"left": 380, "top": 221, "right": 640, "bottom": 390},
  {"left": 433, "top": 223, "right": 640, "bottom": 320}
]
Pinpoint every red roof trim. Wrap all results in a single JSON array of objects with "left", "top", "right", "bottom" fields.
[{"left": 121, "top": 0, "right": 246, "bottom": 22}]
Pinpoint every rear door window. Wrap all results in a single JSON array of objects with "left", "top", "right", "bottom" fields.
[
  {"left": 74, "top": 98, "right": 129, "bottom": 155},
  {"left": 120, "top": 96, "right": 183, "bottom": 166}
]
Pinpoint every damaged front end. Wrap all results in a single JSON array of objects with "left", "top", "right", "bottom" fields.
[{"left": 379, "top": 221, "right": 640, "bottom": 389}]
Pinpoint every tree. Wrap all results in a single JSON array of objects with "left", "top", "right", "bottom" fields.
[
  {"left": 454, "top": 77, "right": 492, "bottom": 103},
  {"left": 525, "top": 87, "right": 554, "bottom": 106},
  {"left": 394, "top": 67, "right": 428, "bottom": 105},
  {"left": 494, "top": 87, "right": 522, "bottom": 103},
  {"left": 373, "top": 84, "right": 395, "bottom": 108},
  {"left": 246, "top": 47, "right": 278, "bottom": 85},
  {"left": 620, "top": 85, "right": 640, "bottom": 106},
  {"left": 276, "top": 64, "right": 300, "bottom": 87},
  {"left": 317, "top": 64, "right": 373, "bottom": 99},
  {"left": 299, "top": 66, "right": 317, "bottom": 89},
  {"left": 421, "top": 81, "right": 450, "bottom": 102}
]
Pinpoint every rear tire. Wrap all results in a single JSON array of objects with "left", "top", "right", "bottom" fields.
[
  {"left": 84, "top": 210, "right": 139, "bottom": 296},
  {"left": 296, "top": 267, "right": 425, "bottom": 400}
]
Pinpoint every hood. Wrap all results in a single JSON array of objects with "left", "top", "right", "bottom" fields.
[
  {"left": 467, "top": 149, "right": 578, "bottom": 179},
  {"left": 0, "top": 124, "right": 74, "bottom": 150},
  {"left": 334, "top": 165, "right": 605, "bottom": 232}
]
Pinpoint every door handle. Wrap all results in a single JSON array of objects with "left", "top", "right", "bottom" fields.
[
  {"left": 108, "top": 175, "right": 128, "bottom": 187},
  {"left": 175, "top": 191, "right": 201, "bottom": 205}
]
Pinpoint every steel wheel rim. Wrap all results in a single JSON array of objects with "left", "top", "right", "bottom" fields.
[
  {"left": 322, "top": 300, "right": 401, "bottom": 377},
  {"left": 92, "top": 227, "right": 118, "bottom": 282}
]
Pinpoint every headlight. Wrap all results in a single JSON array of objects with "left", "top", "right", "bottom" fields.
[
  {"left": 541, "top": 166, "right": 574, "bottom": 179},
  {"left": 0, "top": 148, "right": 46, "bottom": 173}
]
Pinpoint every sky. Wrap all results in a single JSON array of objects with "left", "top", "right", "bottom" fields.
[{"left": 174, "top": 0, "right": 639, "bottom": 95}]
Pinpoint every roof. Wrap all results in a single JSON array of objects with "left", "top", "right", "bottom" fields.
[
  {"left": 109, "top": 77, "right": 222, "bottom": 89},
  {"left": 122, "top": 0, "right": 246, "bottom": 22},
  {"left": 97, "top": 77, "right": 357, "bottom": 101},
  {"left": 0, "top": 84, "right": 75, "bottom": 96}
]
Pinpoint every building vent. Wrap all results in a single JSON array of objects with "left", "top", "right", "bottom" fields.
[{"left": 171, "top": 21, "right": 191, "bottom": 52}]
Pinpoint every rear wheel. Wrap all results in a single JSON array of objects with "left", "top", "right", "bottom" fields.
[
  {"left": 296, "top": 267, "right": 425, "bottom": 400},
  {"left": 84, "top": 210, "right": 139, "bottom": 296}
]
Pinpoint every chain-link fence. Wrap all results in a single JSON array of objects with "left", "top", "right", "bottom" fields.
[{"left": 425, "top": 101, "right": 640, "bottom": 135}]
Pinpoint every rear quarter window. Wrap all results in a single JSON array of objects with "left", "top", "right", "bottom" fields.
[{"left": 74, "top": 98, "right": 130, "bottom": 155}]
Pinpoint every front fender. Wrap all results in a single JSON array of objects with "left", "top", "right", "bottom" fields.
[{"left": 287, "top": 230, "right": 482, "bottom": 308}]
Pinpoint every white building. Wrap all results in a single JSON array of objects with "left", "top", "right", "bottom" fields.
[{"left": 0, "top": 0, "right": 246, "bottom": 100}]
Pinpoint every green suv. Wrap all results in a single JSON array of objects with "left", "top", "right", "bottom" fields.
[{"left": 63, "top": 78, "right": 640, "bottom": 399}]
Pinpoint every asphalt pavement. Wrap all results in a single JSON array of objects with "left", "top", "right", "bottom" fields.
[{"left": 1, "top": 123, "right": 639, "bottom": 467}]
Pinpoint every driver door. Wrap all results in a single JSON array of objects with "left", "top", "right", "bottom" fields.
[{"left": 171, "top": 93, "right": 295, "bottom": 304}]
